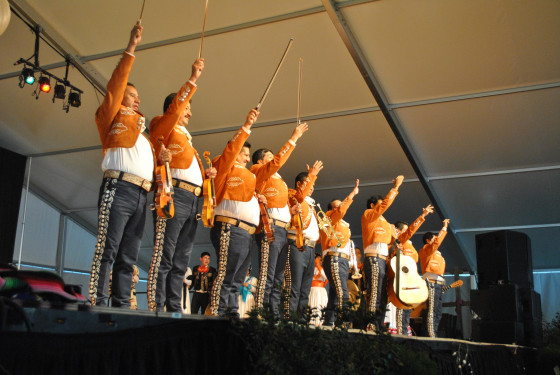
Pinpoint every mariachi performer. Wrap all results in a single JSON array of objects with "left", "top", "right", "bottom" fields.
[
  {"left": 207, "top": 109, "right": 259, "bottom": 316},
  {"left": 89, "top": 21, "right": 171, "bottom": 307},
  {"left": 391, "top": 204, "right": 434, "bottom": 335},
  {"left": 147, "top": 58, "right": 208, "bottom": 312},
  {"left": 320, "top": 179, "right": 359, "bottom": 326},
  {"left": 250, "top": 122, "right": 308, "bottom": 315},
  {"left": 360, "top": 175, "right": 403, "bottom": 329},
  {"left": 285, "top": 161, "right": 323, "bottom": 316},
  {"left": 419, "top": 218, "right": 450, "bottom": 337}
]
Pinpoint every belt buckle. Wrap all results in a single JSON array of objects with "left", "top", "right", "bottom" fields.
[{"left": 194, "top": 186, "right": 202, "bottom": 196}]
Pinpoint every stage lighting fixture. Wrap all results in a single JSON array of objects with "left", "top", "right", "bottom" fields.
[
  {"left": 53, "top": 83, "right": 66, "bottom": 100},
  {"left": 38, "top": 76, "right": 51, "bottom": 93},
  {"left": 68, "top": 90, "right": 81, "bottom": 107},
  {"left": 21, "top": 67, "right": 35, "bottom": 85}
]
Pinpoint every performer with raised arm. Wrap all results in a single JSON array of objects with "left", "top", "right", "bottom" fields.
[
  {"left": 419, "top": 218, "right": 450, "bottom": 337},
  {"left": 250, "top": 122, "right": 309, "bottom": 315},
  {"left": 320, "top": 179, "right": 359, "bottom": 326},
  {"left": 391, "top": 204, "right": 434, "bottom": 335},
  {"left": 146, "top": 58, "right": 212, "bottom": 312},
  {"left": 207, "top": 109, "right": 259, "bottom": 316},
  {"left": 89, "top": 21, "right": 171, "bottom": 307},
  {"left": 286, "top": 161, "right": 324, "bottom": 316},
  {"left": 360, "top": 175, "right": 404, "bottom": 329}
]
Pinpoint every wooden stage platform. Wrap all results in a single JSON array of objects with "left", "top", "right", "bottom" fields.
[{"left": 0, "top": 301, "right": 538, "bottom": 375}]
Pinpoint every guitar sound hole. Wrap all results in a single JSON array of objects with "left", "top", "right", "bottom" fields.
[{"left": 402, "top": 266, "right": 409, "bottom": 273}]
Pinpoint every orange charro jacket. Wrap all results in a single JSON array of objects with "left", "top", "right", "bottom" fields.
[
  {"left": 95, "top": 53, "right": 155, "bottom": 168},
  {"left": 319, "top": 196, "right": 353, "bottom": 250},
  {"left": 149, "top": 81, "right": 203, "bottom": 177},
  {"left": 213, "top": 128, "right": 253, "bottom": 205},
  {"left": 249, "top": 141, "right": 295, "bottom": 209},
  {"left": 419, "top": 227, "right": 448, "bottom": 276},
  {"left": 361, "top": 188, "right": 399, "bottom": 248}
]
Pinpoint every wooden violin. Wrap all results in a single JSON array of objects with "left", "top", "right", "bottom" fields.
[
  {"left": 201, "top": 151, "right": 216, "bottom": 228},
  {"left": 288, "top": 192, "right": 305, "bottom": 250},
  {"left": 153, "top": 137, "right": 175, "bottom": 219},
  {"left": 256, "top": 188, "right": 275, "bottom": 243},
  {"left": 387, "top": 239, "right": 428, "bottom": 310}
]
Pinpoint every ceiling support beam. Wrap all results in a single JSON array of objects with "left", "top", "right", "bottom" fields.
[{"left": 320, "top": 0, "right": 474, "bottom": 271}]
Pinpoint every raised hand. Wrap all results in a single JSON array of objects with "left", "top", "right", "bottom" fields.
[
  {"left": 350, "top": 179, "right": 360, "bottom": 198},
  {"left": 422, "top": 204, "right": 434, "bottom": 217},
  {"left": 190, "top": 58, "right": 205, "bottom": 83},
  {"left": 393, "top": 175, "right": 404, "bottom": 189},
  {"left": 243, "top": 109, "right": 260, "bottom": 131},
  {"left": 126, "top": 20, "right": 143, "bottom": 54},
  {"left": 290, "top": 122, "right": 309, "bottom": 143},
  {"left": 307, "top": 160, "right": 324, "bottom": 176}
]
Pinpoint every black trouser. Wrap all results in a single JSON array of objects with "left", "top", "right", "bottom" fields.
[
  {"left": 397, "top": 308, "right": 412, "bottom": 335},
  {"left": 91, "top": 178, "right": 147, "bottom": 307},
  {"left": 210, "top": 223, "right": 253, "bottom": 316},
  {"left": 191, "top": 292, "right": 210, "bottom": 314},
  {"left": 154, "top": 188, "right": 199, "bottom": 312},
  {"left": 288, "top": 240, "right": 315, "bottom": 313},
  {"left": 323, "top": 255, "right": 349, "bottom": 325},
  {"left": 422, "top": 281, "right": 443, "bottom": 337},
  {"left": 256, "top": 225, "right": 288, "bottom": 314},
  {"left": 364, "top": 255, "right": 388, "bottom": 329}
]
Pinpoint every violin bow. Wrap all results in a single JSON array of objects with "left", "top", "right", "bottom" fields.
[
  {"left": 256, "top": 38, "right": 294, "bottom": 111},
  {"left": 139, "top": 0, "right": 146, "bottom": 23},
  {"left": 199, "top": 0, "right": 210, "bottom": 59},
  {"left": 297, "top": 57, "right": 303, "bottom": 125}
]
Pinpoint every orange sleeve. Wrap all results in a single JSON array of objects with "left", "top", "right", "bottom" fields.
[
  {"left": 253, "top": 141, "right": 295, "bottom": 188},
  {"left": 95, "top": 53, "right": 135, "bottom": 143},
  {"left": 327, "top": 195, "right": 353, "bottom": 225},
  {"left": 399, "top": 215, "right": 426, "bottom": 244},
  {"left": 213, "top": 128, "right": 251, "bottom": 203},
  {"left": 294, "top": 172, "right": 317, "bottom": 203},
  {"left": 149, "top": 81, "right": 197, "bottom": 155},
  {"left": 362, "top": 187, "right": 399, "bottom": 223}
]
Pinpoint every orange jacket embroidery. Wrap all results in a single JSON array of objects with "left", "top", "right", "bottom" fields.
[
  {"left": 419, "top": 228, "right": 447, "bottom": 276},
  {"left": 149, "top": 81, "right": 201, "bottom": 176},
  {"left": 361, "top": 188, "right": 399, "bottom": 248},
  {"left": 250, "top": 141, "right": 295, "bottom": 207},
  {"left": 213, "top": 129, "right": 253, "bottom": 205},
  {"left": 319, "top": 196, "right": 353, "bottom": 250}
]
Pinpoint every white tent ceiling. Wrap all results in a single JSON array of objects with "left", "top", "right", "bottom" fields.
[{"left": 1, "top": 0, "right": 559, "bottom": 275}]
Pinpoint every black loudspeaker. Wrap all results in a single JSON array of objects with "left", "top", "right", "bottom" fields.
[
  {"left": 0, "top": 147, "right": 27, "bottom": 265},
  {"left": 475, "top": 230, "right": 533, "bottom": 290},
  {"left": 470, "top": 284, "right": 522, "bottom": 322},
  {"left": 471, "top": 320, "right": 525, "bottom": 345}
]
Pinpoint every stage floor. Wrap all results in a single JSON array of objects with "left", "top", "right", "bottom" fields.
[{"left": 1, "top": 301, "right": 538, "bottom": 375}]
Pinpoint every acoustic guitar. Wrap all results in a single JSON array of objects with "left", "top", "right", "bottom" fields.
[
  {"left": 387, "top": 240, "right": 428, "bottom": 310},
  {"left": 410, "top": 280, "right": 463, "bottom": 318}
]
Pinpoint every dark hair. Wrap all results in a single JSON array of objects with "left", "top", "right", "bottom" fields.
[
  {"left": 315, "top": 253, "right": 322, "bottom": 260},
  {"left": 127, "top": 82, "right": 135, "bottom": 88},
  {"left": 163, "top": 92, "right": 193, "bottom": 113},
  {"left": 366, "top": 195, "right": 384, "bottom": 209},
  {"left": 295, "top": 172, "right": 308, "bottom": 188},
  {"left": 327, "top": 199, "right": 337, "bottom": 211},
  {"left": 394, "top": 221, "right": 409, "bottom": 231},
  {"left": 200, "top": 251, "right": 211, "bottom": 258},
  {"left": 163, "top": 93, "right": 176, "bottom": 113},
  {"left": 423, "top": 232, "right": 435, "bottom": 245},
  {"left": 252, "top": 148, "right": 272, "bottom": 165},
  {"left": 243, "top": 141, "right": 251, "bottom": 149}
]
